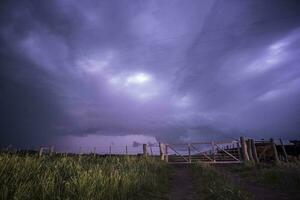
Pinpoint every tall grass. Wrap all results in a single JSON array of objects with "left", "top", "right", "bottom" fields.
[
  {"left": 0, "top": 154, "right": 170, "bottom": 200},
  {"left": 191, "top": 163, "right": 252, "bottom": 200}
]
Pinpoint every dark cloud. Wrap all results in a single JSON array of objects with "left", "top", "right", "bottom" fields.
[{"left": 1, "top": 0, "right": 300, "bottom": 147}]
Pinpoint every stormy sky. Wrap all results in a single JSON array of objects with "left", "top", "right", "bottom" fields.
[{"left": 1, "top": 0, "right": 300, "bottom": 148}]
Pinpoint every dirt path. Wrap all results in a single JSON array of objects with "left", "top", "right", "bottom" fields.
[{"left": 169, "top": 164, "right": 195, "bottom": 200}]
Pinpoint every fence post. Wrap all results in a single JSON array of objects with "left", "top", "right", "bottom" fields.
[
  {"left": 143, "top": 144, "right": 148, "bottom": 157},
  {"left": 78, "top": 147, "right": 82, "bottom": 159},
  {"left": 109, "top": 146, "right": 112, "bottom": 157},
  {"left": 159, "top": 143, "right": 165, "bottom": 161},
  {"left": 188, "top": 144, "right": 191, "bottom": 163},
  {"left": 211, "top": 141, "right": 215, "bottom": 162},
  {"left": 149, "top": 145, "right": 153, "bottom": 156},
  {"left": 237, "top": 141, "right": 242, "bottom": 160},
  {"left": 39, "top": 147, "right": 44, "bottom": 157},
  {"left": 246, "top": 139, "right": 254, "bottom": 162},
  {"left": 165, "top": 144, "right": 169, "bottom": 162},
  {"left": 250, "top": 139, "right": 259, "bottom": 163},
  {"left": 270, "top": 138, "right": 280, "bottom": 164},
  {"left": 50, "top": 146, "right": 55, "bottom": 157},
  {"left": 279, "top": 138, "right": 288, "bottom": 162},
  {"left": 240, "top": 137, "right": 250, "bottom": 161},
  {"left": 93, "top": 147, "right": 96, "bottom": 157},
  {"left": 125, "top": 145, "right": 128, "bottom": 155}
]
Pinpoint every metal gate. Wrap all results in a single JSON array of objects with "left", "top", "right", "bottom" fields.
[{"left": 165, "top": 140, "right": 242, "bottom": 164}]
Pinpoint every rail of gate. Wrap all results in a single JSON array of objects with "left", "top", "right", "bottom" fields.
[{"left": 164, "top": 140, "right": 242, "bottom": 164}]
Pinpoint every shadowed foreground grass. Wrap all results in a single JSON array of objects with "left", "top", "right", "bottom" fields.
[
  {"left": 230, "top": 161, "right": 300, "bottom": 191},
  {"left": 0, "top": 154, "right": 170, "bottom": 200},
  {"left": 191, "top": 163, "right": 252, "bottom": 200}
]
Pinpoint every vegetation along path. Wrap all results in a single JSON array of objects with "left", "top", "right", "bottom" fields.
[{"left": 169, "top": 163, "right": 300, "bottom": 200}]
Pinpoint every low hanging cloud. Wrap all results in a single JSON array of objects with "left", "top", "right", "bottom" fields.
[{"left": 1, "top": 0, "right": 300, "bottom": 147}]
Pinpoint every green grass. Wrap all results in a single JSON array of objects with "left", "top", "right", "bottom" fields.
[
  {"left": 0, "top": 154, "right": 171, "bottom": 200},
  {"left": 191, "top": 163, "right": 252, "bottom": 200},
  {"left": 229, "top": 162, "right": 300, "bottom": 191}
]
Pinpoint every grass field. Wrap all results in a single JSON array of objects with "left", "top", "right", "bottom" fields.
[
  {"left": 2, "top": 152, "right": 299, "bottom": 200},
  {"left": 0, "top": 154, "right": 171, "bottom": 200}
]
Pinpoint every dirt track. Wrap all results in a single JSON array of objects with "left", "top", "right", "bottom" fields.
[{"left": 169, "top": 164, "right": 195, "bottom": 200}]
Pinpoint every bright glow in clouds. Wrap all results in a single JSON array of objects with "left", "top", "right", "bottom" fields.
[
  {"left": 109, "top": 72, "right": 159, "bottom": 100},
  {"left": 243, "top": 40, "right": 288, "bottom": 76},
  {"left": 126, "top": 73, "right": 151, "bottom": 85}
]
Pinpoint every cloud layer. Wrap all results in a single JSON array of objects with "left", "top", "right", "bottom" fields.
[{"left": 1, "top": 0, "right": 300, "bottom": 146}]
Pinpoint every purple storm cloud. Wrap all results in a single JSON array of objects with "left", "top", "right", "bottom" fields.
[{"left": 1, "top": 0, "right": 300, "bottom": 147}]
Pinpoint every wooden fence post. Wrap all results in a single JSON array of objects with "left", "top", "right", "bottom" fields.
[
  {"left": 240, "top": 137, "right": 250, "bottom": 161},
  {"left": 237, "top": 141, "right": 242, "bottom": 160},
  {"left": 165, "top": 145, "right": 169, "bottom": 162},
  {"left": 246, "top": 139, "right": 254, "bottom": 162},
  {"left": 149, "top": 145, "right": 153, "bottom": 156},
  {"left": 39, "top": 147, "right": 44, "bottom": 157},
  {"left": 79, "top": 146, "right": 82, "bottom": 156},
  {"left": 211, "top": 141, "right": 215, "bottom": 162},
  {"left": 109, "top": 146, "right": 112, "bottom": 157},
  {"left": 159, "top": 143, "right": 164, "bottom": 160},
  {"left": 50, "top": 146, "right": 55, "bottom": 157},
  {"left": 270, "top": 138, "right": 280, "bottom": 164},
  {"left": 250, "top": 139, "right": 259, "bottom": 163},
  {"left": 63, "top": 147, "right": 68, "bottom": 157},
  {"left": 93, "top": 147, "right": 96, "bottom": 157},
  {"left": 279, "top": 138, "right": 288, "bottom": 162},
  {"left": 188, "top": 144, "right": 191, "bottom": 163},
  {"left": 125, "top": 145, "right": 128, "bottom": 155},
  {"left": 143, "top": 144, "right": 148, "bottom": 157}
]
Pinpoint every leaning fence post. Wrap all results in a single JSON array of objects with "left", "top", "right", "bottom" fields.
[
  {"left": 240, "top": 137, "right": 250, "bottom": 161},
  {"left": 250, "top": 139, "right": 259, "bottom": 163},
  {"left": 279, "top": 138, "right": 288, "bottom": 162},
  {"left": 149, "top": 145, "right": 153, "bottom": 156},
  {"left": 246, "top": 139, "right": 254, "bottom": 162},
  {"left": 39, "top": 147, "right": 44, "bottom": 157},
  {"left": 270, "top": 138, "right": 280, "bottom": 164},
  {"left": 143, "top": 144, "right": 148, "bottom": 157}
]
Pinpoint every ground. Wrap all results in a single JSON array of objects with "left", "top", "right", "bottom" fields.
[
  {"left": 169, "top": 164, "right": 299, "bottom": 200},
  {"left": 220, "top": 167, "right": 294, "bottom": 200},
  {"left": 169, "top": 164, "right": 196, "bottom": 200}
]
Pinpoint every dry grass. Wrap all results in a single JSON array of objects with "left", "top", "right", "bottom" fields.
[{"left": 0, "top": 154, "right": 170, "bottom": 200}]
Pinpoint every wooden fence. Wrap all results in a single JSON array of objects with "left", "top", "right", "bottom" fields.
[{"left": 2, "top": 137, "right": 298, "bottom": 164}]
